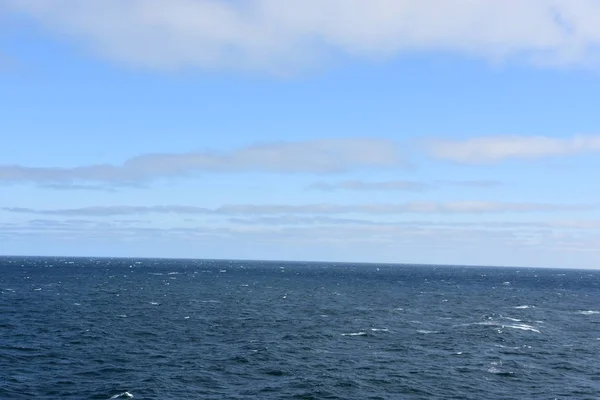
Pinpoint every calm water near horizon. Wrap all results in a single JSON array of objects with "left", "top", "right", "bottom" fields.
[{"left": 2, "top": 256, "right": 600, "bottom": 399}]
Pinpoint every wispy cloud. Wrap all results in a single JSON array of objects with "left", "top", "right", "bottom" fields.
[
  {"left": 308, "top": 179, "right": 503, "bottom": 191},
  {"left": 4, "top": 205, "right": 210, "bottom": 217},
  {"left": 427, "top": 134, "right": 600, "bottom": 163},
  {"left": 3, "top": 217, "right": 599, "bottom": 267},
  {"left": 0, "top": 138, "right": 405, "bottom": 184},
  {"left": 6, "top": 1, "right": 600, "bottom": 73},
  {"left": 434, "top": 180, "right": 503, "bottom": 188},
  {"left": 228, "top": 216, "right": 600, "bottom": 230},
  {"left": 38, "top": 183, "right": 125, "bottom": 192},
  {"left": 4, "top": 201, "right": 593, "bottom": 217},
  {"left": 308, "top": 180, "right": 427, "bottom": 191}
]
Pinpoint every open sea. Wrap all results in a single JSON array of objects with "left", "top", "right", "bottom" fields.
[{"left": 1, "top": 256, "right": 600, "bottom": 399}]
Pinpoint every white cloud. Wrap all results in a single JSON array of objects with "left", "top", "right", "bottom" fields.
[
  {"left": 0, "top": 138, "right": 404, "bottom": 184},
  {"left": 308, "top": 179, "right": 502, "bottom": 191},
  {"left": 308, "top": 180, "right": 428, "bottom": 191},
  {"left": 4, "top": 201, "right": 592, "bottom": 217},
  {"left": 3, "top": 216, "right": 599, "bottom": 267},
  {"left": 6, "top": 0, "right": 600, "bottom": 72},
  {"left": 427, "top": 134, "right": 600, "bottom": 163}
]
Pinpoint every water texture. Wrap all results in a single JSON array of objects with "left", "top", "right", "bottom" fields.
[{"left": 2, "top": 256, "right": 600, "bottom": 399}]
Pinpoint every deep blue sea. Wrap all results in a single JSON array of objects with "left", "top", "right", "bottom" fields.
[{"left": 2, "top": 256, "right": 600, "bottom": 399}]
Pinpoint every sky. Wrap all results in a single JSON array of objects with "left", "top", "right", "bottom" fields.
[{"left": 1, "top": 0, "right": 600, "bottom": 268}]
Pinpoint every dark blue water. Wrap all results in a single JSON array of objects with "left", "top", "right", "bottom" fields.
[{"left": 2, "top": 256, "right": 600, "bottom": 399}]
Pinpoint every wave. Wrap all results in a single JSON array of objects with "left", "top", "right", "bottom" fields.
[{"left": 109, "top": 392, "right": 133, "bottom": 399}]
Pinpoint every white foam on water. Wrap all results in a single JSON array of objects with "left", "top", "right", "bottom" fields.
[
  {"left": 110, "top": 392, "right": 133, "bottom": 399},
  {"left": 342, "top": 332, "right": 367, "bottom": 336},
  {"left": 167, "top": 272, "right": 180, "bottom": 275},
  {"left": 417, "top": 330, "right": 438, "bottom": 334},
  {"left": 577, "top": 310, "right": 600, "bottom": 315},
  {"left": 461, "top": 320, "right": 540, "bottom": 333},
  {"left": 370, "top": 328, "right": 389, "bottom": 332},
  {"left": 503, "top": 317, "right": 522, "bottom": 322},
  {"left": 150, "top": 302, "right": 159, "bottom": 305},
  {"left": 503, "top": 323, "right": 540, "bottom": 333},
  {"left": 33, "top": 288, "right": 42, "bottom": 291},
  {"left": 514, "top": 305, "right": 534, "bottom": 309},
  {"left": 495, "top": 344, "right": 519, "bottom": 349}
]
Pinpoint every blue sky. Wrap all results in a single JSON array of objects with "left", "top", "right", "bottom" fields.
[{"left": 1, "top": 0, "right": 600, "bottom": 268}]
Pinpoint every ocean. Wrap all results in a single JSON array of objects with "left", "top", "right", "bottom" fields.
[{"left": 1, "top": 256, "right": 600, "bottom": 399}]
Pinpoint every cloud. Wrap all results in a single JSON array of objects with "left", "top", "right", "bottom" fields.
[
  {"left": 6, "top": 0, "right": 600, "bottom": 73},
  {"left": 0, "top": 138, "right": 405, "bottom": 184},
  {"left": 308, "top": 179, "right": 503, "bottom": 191},
  {"left": 435, "top": 180, "right": 503, "bottom": 188},
  {"left": 3, "top": 216, "right": 599, "bottom": 268},
  {"left": 308, "top": 180, "right": 428, "bottom": 191},
  {"left": 4, "top": 201, "right": 593, "bottom": 217},
  {"left": 427, "top": 134, "right": 600, "bottom": 163},
  {"left": 38, "top": 183, "right": 122, "bottom": 192},
  {"left": 4, "top": 205, "right": 211, "bottom": 217}
]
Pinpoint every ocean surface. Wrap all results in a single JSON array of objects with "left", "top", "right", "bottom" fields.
[{"left": 2, "top": 257, "right": 600, "bottom": 399}]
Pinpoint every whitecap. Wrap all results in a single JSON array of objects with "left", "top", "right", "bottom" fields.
[
  {"left": 461, "top": 320, "right": 540, "bottom": 333},
  {"left": 371, "top": 328, "right": 389, "bottom": 332},
  {"left": 514, "top": 305, "right": 534, "bottom": 309},
  {"left": 503, "top": 324, "right": 540, "bottom": 333},
  {"left": 342, "top": 332, "right": 367, "bottom": 336},
  {"left": 503, "top": 317, "right": 522, "bottom": 322},
  {"left": 150, "top": 302, "right": 159, "bottom": 305},
  {"left": 417, "top": 330, "right": 438, "bottom": 334},
  {"left": 577, "top": 310, "right": 600, "bottom": 315},
  {"left": 110, "top": 392, "right": 133, "bottom": 399}
]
